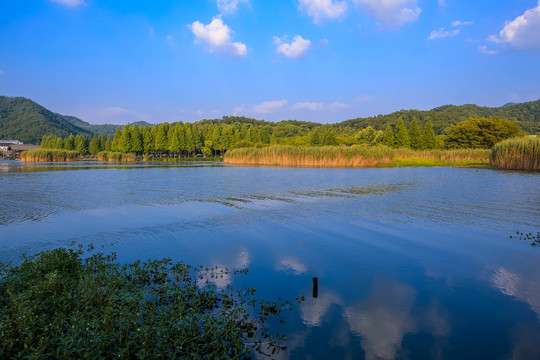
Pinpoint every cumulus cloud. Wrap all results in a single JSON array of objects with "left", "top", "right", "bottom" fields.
[
  {"left": 190, "top": 17, "right": 247, "bottom": 57},
  {"left": 428, "top": 28, "right": 459, "bottom": 40},
  {"left": 217, "top": 0, "right": 248, "bottom": 15},
  {"left": 452, "top": 20, "right": 473, "bottom": 27},
  {"left": 274, "top": 35, "right": 312, "bottom": 58},
  {"left": 49, "top": 0, "right": 84, "bottom": 6},
  {"left": 235, "top": 100, "right": 288, "bottom": 115},
  {"left": 479, "top": 45, "right": 496, "bottom": 55},
  {"left": 490, "top": 1, "right": 540, "bottom": 50},
  {"left": 299, "top": 0, "right": 348, "bottom": 25},
  {"left": 354, "top": 0, "right": 421, "bottom": 27},
  {"left": 276, "top": 256, "right": 307, "bottom": 274}
]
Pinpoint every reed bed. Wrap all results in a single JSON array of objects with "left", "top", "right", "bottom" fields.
[
  {"left": 394, "top": 148, "right": 490, "bottom": 163},
  {"left": 224, "top": 145, "right": 395, "bottom": 168},
  {"left": 490, "top": 136, "right": 540, "bottom": 171},
  {"left": 97, "top": 151, "right": 136, "bottom": 162},
  {"left": 20, "top": 149, "right": 79, "bottom": 162}
]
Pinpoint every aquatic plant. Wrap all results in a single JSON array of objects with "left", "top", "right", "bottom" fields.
[
  {"left": 97, "top": 151, "right": 136, "bottom": 162},
  {"left": 224, "top": 145, "right": 395, "bottom": 168},
  {"left": 20, "top": 149, "right": 79, "bottom": 162},
  {"left": 490, "top": 136, "right": 540, "bottom": 171},
  {"left": 394, "top": 148, "right": 490, "bottom": 163},
  {"left": 0, "top": 246, "right": 303, "bottom": 358},
  {"left": 511, "top": 232, "right": 540, "bottom": 247}
]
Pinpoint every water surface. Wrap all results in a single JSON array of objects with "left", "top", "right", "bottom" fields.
[{"left": 1, "top": 160, "right": 539, "bottom": 359}]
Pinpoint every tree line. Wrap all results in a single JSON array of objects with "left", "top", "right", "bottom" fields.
[{"left": 39, "top": 116, "right": 524, "bottom": 156}]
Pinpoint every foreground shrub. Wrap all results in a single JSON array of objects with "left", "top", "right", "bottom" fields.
[
  {"left": 0, "top": 246, "right": 302, "bottom": 359},
  {"left": 490, "top": 136, "right": 540, "bottom": 171}
]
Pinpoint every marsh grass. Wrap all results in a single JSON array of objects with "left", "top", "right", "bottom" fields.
[
  {"left": 20, "top": 149, "right": 79, "bottom": 162},
  {"left": 224, "top": 145, "right": 395, "bottom": 168},
  {"left": 490, "top": 136, "right": 540, "bottom": 171},
  {"left": 97, "top": 151, "right": 136, "bottom": 162},
  {"left": 394, "top": 148, "right": 490, "bottom": 163},
  {"left": 0, "top": 245, "right": 303, "bottom": 359}
]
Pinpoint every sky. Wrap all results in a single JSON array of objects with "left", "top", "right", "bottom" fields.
[{"left": 0, "top": 0, "right": 539, "bottom": 125}]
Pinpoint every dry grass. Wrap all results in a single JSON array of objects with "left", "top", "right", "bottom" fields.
[
  {"left": 224, "top": 145, "right": 395, "bottom": 168},
  {"left": 490, "top": 136, "right": 540, "bottom": 171},
  {"left": 394, "top": 148, "right": 490, "bottom": 163},
  {"left": 20, "top": 149, "right": 79, "bottom": 162},
  {"left": 97, "top": 151, "right": 136, "bottom": 162}
]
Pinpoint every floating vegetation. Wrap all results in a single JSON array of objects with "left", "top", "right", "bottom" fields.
[{"left": 0, "top": 245, "right": 303, "bottom": 358}]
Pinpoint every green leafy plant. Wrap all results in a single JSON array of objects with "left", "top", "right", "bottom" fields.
[{"left": 0, "top": 245, "right": 303, "bottom": 359}]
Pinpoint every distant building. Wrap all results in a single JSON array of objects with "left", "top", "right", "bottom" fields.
[{"left": 3, "top": 144, "right": 39, "bottom": 160}]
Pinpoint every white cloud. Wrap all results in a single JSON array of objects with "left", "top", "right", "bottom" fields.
[
  {"left": 428, "top": 28, "right": 459, "bottom": 40},
  {"left": 299, "top": 0, "right": 348, "bottom": 25},
  {"left": 356, "top": 95, "right": 375, "bottom": 101},
  {"left": 438, "top": 0, "right": 446, "bottom": 6},
  {"left": 217, "top": 0, "right": 248, "bottom": 15},
  {"left": 274, "top": 35, "right": 312, "bottom": 58},
  {"left": 354, "top": 0, "right": 421, "bottom": 27},
  {"left": 479, "top": 45, "right": 496, "bottom": 55},
  {"left": 276, "top": 256, "right": 307, "bottom": 274},
  {"left": 293, "top": 102, "right": 325, "bottom": 111},
  {"left": 452, "top": 20, "right": 473, "bottom": 27},
  {"left": 145, "top": 24, "right": 154, "bottom": 36},
  {"left": 292, "top": 101, "right": 350, "bottom": 111},
  {"left": 235, "top": 100, "right": 288, "bottom": 115},
  {"left": 0, "top": 69, "right": 4, "bottom": 76},
  {"left": 49, "top": 0, "right": 83, "bottom": 6},
  {"left": 190, "top": 17, "right": 247, "bottom": 57},
  {"left": 490, "top": 1, "right": 540, "bottom": 50}
]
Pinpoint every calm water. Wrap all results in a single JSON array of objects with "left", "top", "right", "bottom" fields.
[{"left": 1, "top": 160, "right": 540, "bottom": 359}]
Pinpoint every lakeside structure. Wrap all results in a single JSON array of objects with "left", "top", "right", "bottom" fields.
[{"left": 0, "top": 140, "right": 39, "bottom": 160}]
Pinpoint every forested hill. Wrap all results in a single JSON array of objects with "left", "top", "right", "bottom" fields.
[
  {"left": 338, "top": 99, "right": 540, "bottom": 134},
  {"left": 1, "top": 95, "right": 539, "bottom": 145},
  {"left": 0, "top": 96, "right": 152, "bottom": 143},
  {"left": 0, "top": 96, "right": 92, "bottom": 144}
]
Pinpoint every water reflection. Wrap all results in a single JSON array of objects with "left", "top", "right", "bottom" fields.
[{"left": 1, "top": 164, "right": 540, "bottom": 359}]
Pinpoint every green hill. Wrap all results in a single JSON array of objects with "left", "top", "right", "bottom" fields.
[
  {"left": 0, "top": 97, "right": 92, "bottom": 144},
  {"left": 337, "top": 99, "right": 540, "bottom": 134}
]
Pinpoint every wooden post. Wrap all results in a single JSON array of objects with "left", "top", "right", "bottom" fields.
[{"left": 312, "top": 277, "right": 318, "bottom": 298}]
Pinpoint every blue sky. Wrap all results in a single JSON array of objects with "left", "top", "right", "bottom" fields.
[{"left": 1, "top": 0, "right": 539, "bottom": 125}]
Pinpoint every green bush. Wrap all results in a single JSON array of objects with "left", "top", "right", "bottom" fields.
[{"left": 0, "top": 246, "right": 302, "bottom": 359}]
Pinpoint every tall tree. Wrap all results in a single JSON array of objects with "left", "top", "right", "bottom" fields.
[
  {"left": 394, "top": 117, "right": 410, "bottom": 148},
  {"left": 444, "top": 117, "right": 522, "bottom": 148},
  {"left": 143, "top": 127, "right": 155, "bottom": 155},
  {"left": 383, "top": 124, "right": 394, "bottom": 147},
  {"left": 119, "top": 124, "right": 133, "bottom": 153},
  {"left": 89, "top": 134, "right": 100, "bottom": 155},
  {"left": 131, "top": 124, "right": 143, "bottom": 155},
  {"left": 74, "top": 134, "right": 88, "bottom": 154},
  {"left": 423, "top": 120, "right": 437, "bottom": 149},
  {"left": 154, "top": 123, "right": 169, "bottom": 155},
  {"left": 111, "top": 127, "right": 122, "bottom": 152},
  {"left": 408, "top": 117, "right": 424, "bottom": 150},
  {"left": 64, "top": 134, "right": 75, "bottom": 151}
]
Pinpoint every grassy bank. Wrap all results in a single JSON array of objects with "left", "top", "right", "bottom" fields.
[
  {"left": 224, "top": 145, "right": 491, "bottom": 168},
  {"left": 20, "top": 149, "right": 79, "bottom": 162},
  {"left": 224, "top": 145, "right": 395, "bottom": 168},
  {"left": 389, "top": 148, "right": 491, "bottom": 168},
  {"left": 97, "top": 151, "right": 136, "bottom": 161},
  {"left": 490, "top": 136, "right": 540, "bottom": 171},
  {"left": 0, "top": 246, "right": 301, "bottom": 358}
]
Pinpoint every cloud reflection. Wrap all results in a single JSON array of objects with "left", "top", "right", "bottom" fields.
[{"left": 277, "top": 256, "right": 307, "bottom": 275}]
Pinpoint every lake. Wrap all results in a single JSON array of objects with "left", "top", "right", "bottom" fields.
[{"left": 1, "top": 160, "right": 539, "bottom": 359}]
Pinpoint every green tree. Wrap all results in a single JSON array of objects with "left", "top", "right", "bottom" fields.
[
  {"left": 154, "top": 123, "right": 169, "bottom": 155},
  {"left": 395, "top": 117, "right": 410, "bottom": 148},
  {"left": 383, "top": 124, "right": 394, "bottom": 147},
  {"left": 98, "top": 134, "right": 106, "bottom": 152},
  {"left": 408, "top": 117, "right": 424, "bottom": 150},
  {"left": 320, "top": 125, "right": 338, "bottom": 145},
  {"left": 444, "top": 117, "right": 523, "bottom": 148},
  {"left": 119, "top": 125, "right": 133, "bottom": 153},
  {"left": 168, "top": 127, "right": 180, "bottom": 156},
  {"left": 309, "top": 128, "right": 320, "bottom": 146},
  {"left": 131, "top": 124, "right": 143, "bottom": 155},
  {"left": 142, "top": 127, "right": 155, "bottom": 155},
  {"left": 357, "top": 126, "right": 376, "bottom": 144},
  {"left": 111, "top": 127, "right": 122, "bottom": 152},
  {"left": 423, "top": 120, "right": 437, "bottom": 149},
  {"left": 105, "top": 136, "right": 112, "bottom": 152},
  {"left": 64, "top": 134, "right": 75, "bottom": 151},
  {"left": 74, "top": 134, "right": 88, "bottom": 154},
  {"left": 89, "top": 134, "right": 100, "bottom": 155}
]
